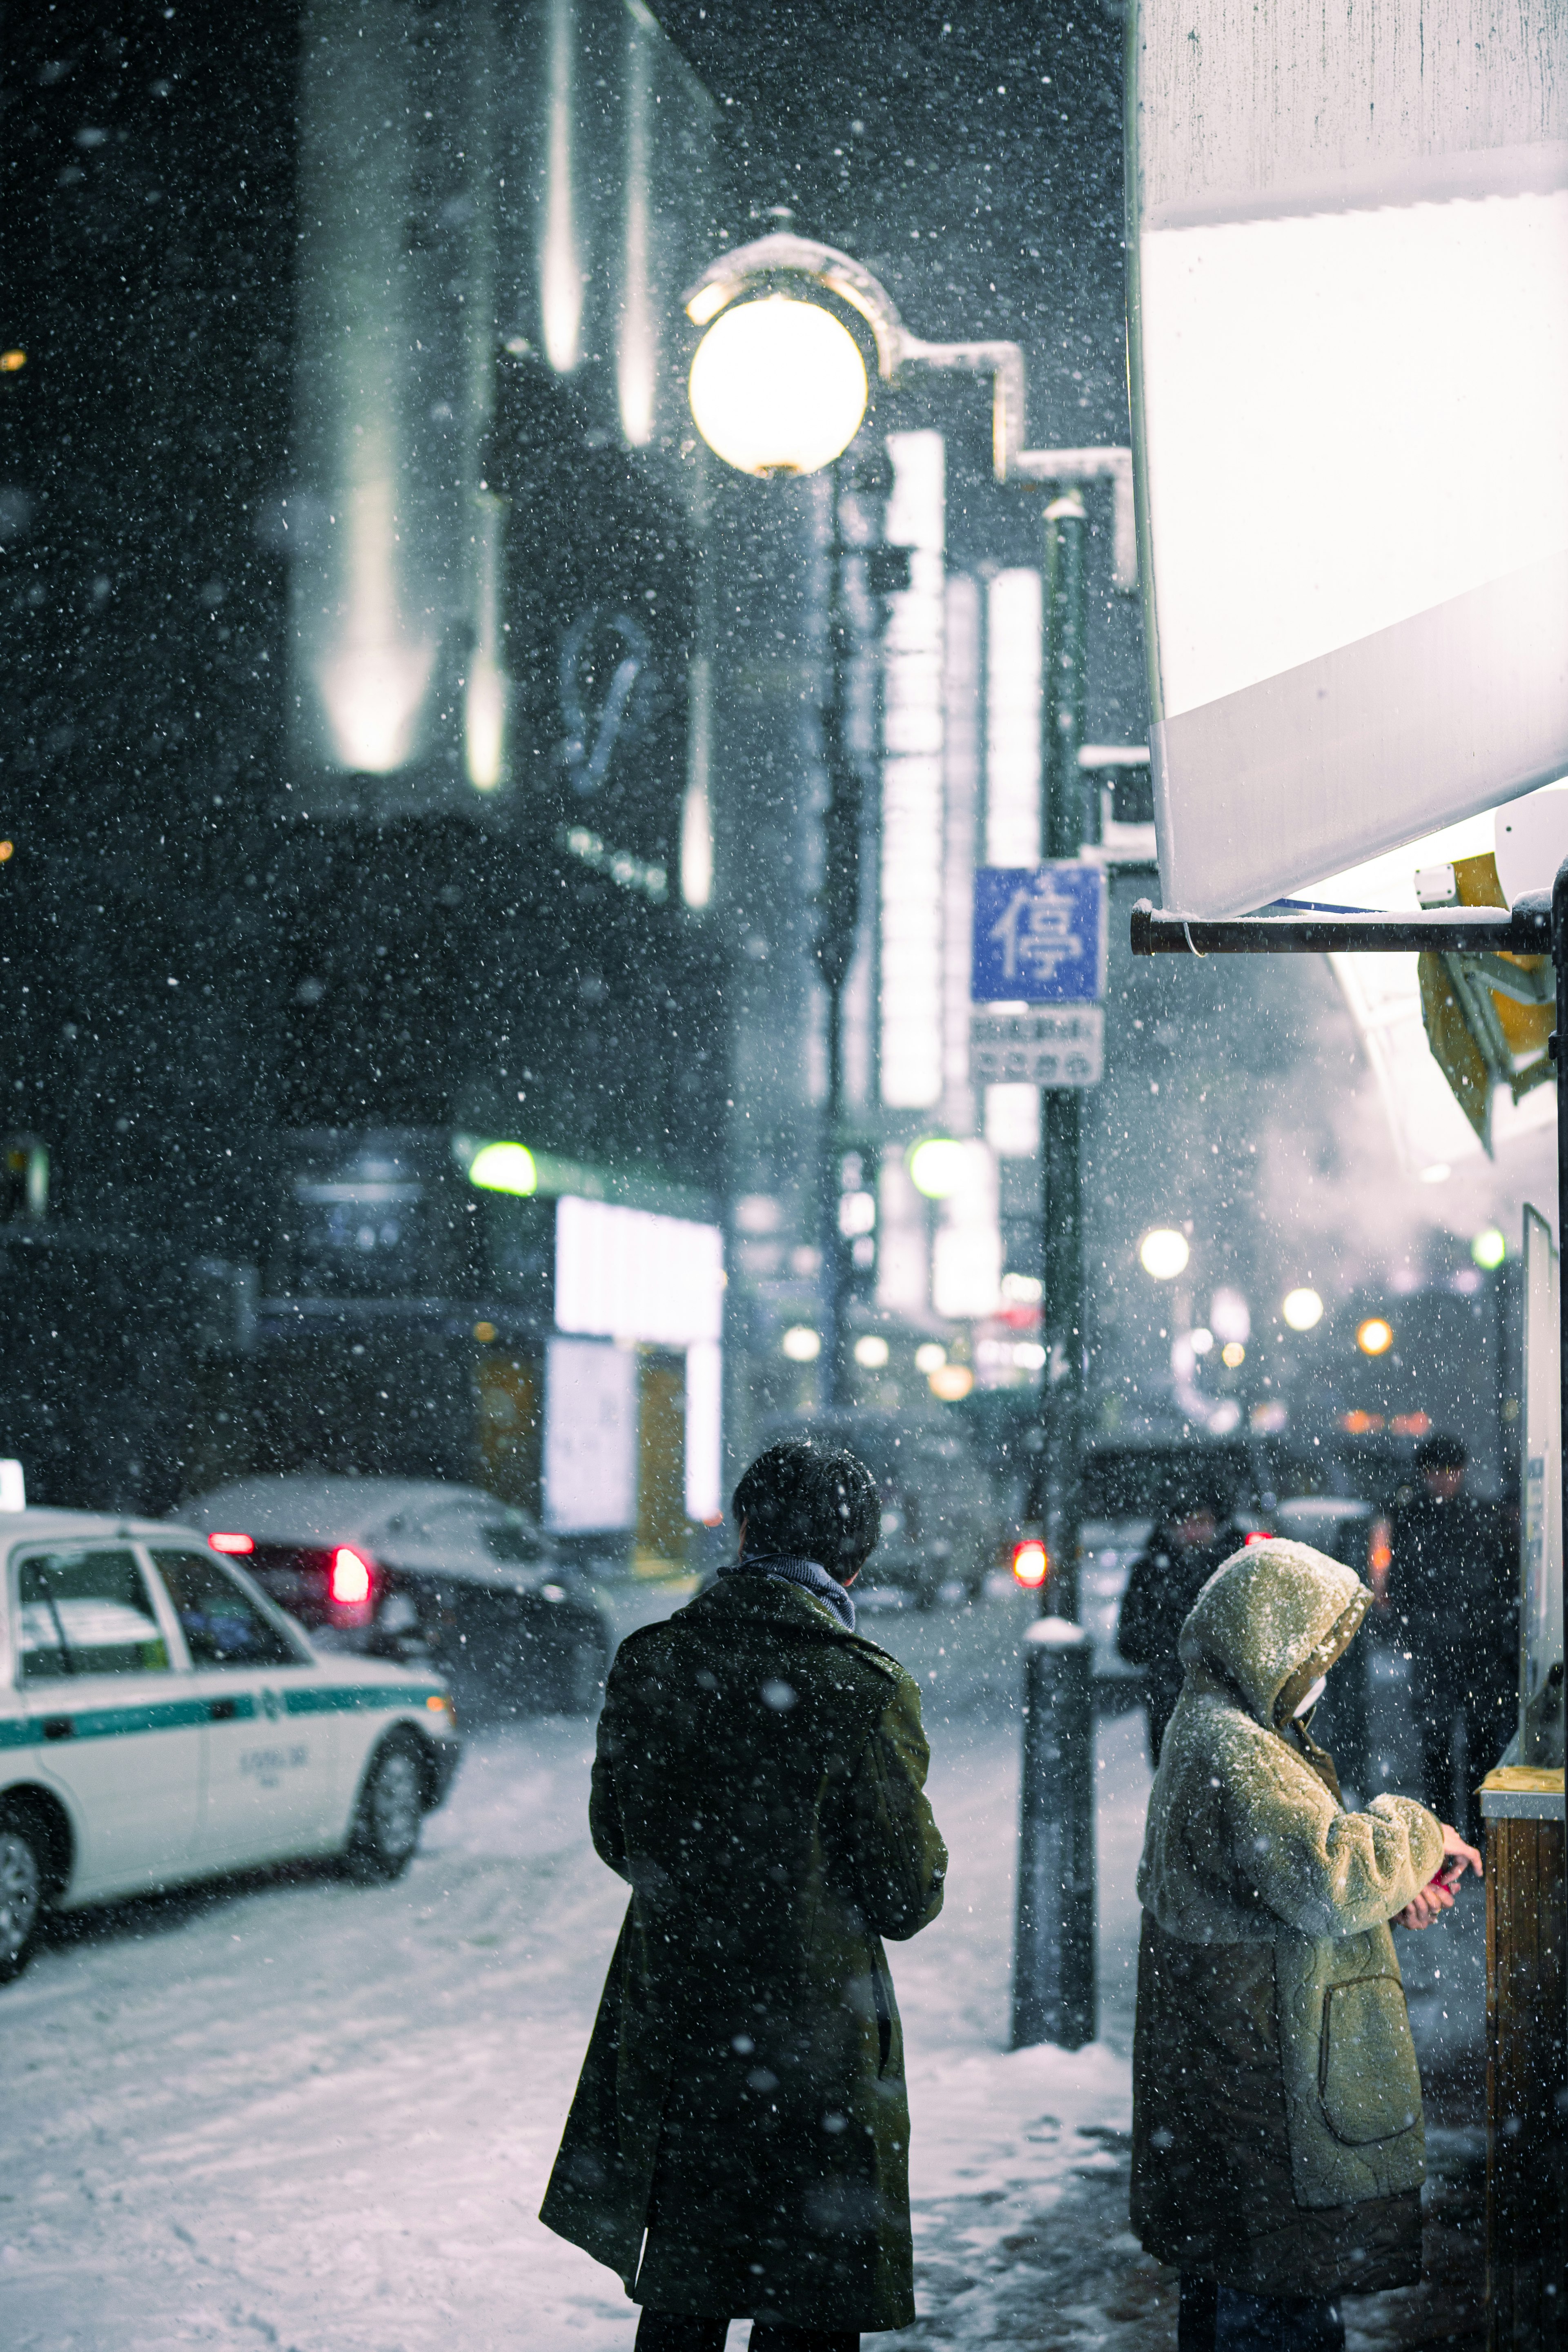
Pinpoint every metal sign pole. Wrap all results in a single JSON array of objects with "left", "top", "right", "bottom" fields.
[
  {"left": 1010, "top": 490, "right": 1098, "bottom": 2051},
  {"left": 1040, "top": 494, "right": 1089, "bottom": 1626}
]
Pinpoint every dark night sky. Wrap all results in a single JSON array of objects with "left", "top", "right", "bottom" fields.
[{"left": 649, "top": 0, "right": 1135, "bottom": 579}]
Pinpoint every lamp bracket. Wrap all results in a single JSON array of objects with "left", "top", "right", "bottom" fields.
[{"left": 682, "top": 235, "right": 1137, "bottom": 586}]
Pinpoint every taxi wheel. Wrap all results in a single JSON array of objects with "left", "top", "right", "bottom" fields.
[
  {"left": 345, "top": 1735, "right": 425, "bottom": 1882},
  {"left": 0, "top": 1812, "right": 44, "bottom": 1984}
]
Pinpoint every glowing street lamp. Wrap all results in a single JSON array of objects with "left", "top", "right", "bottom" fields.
[
  {"left": 1357, "top": 1316, "right": 1394, "bottom": 1356},
  {"left": 1282, "top": 1286, "right": 1324, "bottom": 1331},
  {"left": 688, "top": 295, "right": 869, "bottom": 477}
]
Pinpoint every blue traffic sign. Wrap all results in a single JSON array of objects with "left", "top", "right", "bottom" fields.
[{"left": 971, "top": 862, "right": 1107, "bottom": 1004}]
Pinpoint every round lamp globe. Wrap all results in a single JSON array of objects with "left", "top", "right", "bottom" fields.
[{"left": 689, "top": 296, "right": 869, "bottom": 477}]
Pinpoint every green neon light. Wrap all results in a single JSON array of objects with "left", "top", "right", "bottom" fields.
[{"left": 468, "top": 1141, "right": 539, "bottom": 1198}]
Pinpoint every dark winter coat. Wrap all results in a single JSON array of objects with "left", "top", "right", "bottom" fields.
[
  {"left": 1117, "top": 1527, "right": 1239, "bottom": 1761},
  {"left": 539, "top": 1572, "right": 948, "bottom": 2332},
  {"left": 1387, "top": 1491, "right": 1517, "bottom": 1712},
  {"left": 1131, "top": 1541, "right": 1444, "bottom": 2298}
]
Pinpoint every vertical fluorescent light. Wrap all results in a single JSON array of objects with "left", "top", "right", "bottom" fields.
[
  {"left": 879, "top": 429, "right": 946, "bottom": 1109},
  {"left": 617, "top": 13, "right": 656, "bottom": 445},
  {"left": 465, "top": 495, "right": 508, "bottom": 790},
  {"left": 541, "top": 0, "right": 583, "bottom": 373},
  {"left": 986, "top": 568, "right": 1041, "bottom": 862},
  {"left": 684, "top": 1339, "right": 722, "bottom": 1521},
  {"left": 681, "top": 654, "right": 713, "bottom": 906},
  {"left": 321, "top": 465, "right": 435, "bottom": 774}
]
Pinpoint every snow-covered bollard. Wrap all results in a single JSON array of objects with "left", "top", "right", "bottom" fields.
[{"left": 1011, "top": 1615, "right": 1097, "bottom": 2051}]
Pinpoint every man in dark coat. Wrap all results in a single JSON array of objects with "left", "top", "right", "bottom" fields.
[
  {"left": 541, "top": 1438, "right": 949, "bottom": 2352},
  {"left": 1387, "top": 1433, "right": 1517, "bottom": 1841},
  {"left": 1116, "top": 1486, "right": 1239, "bottom": 1764}
]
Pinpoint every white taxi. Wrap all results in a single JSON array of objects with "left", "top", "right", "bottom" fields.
[{"left": 0, "top": 1510, "right": 461, "bottom": 1982}]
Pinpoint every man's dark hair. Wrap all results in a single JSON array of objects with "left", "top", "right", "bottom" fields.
[
  {"left": 733, "top": 1440, "right": 882, "bottom": 1579},
  {"left": 1414, "top": 1432, "right": 1468, "bottom": 1472}
]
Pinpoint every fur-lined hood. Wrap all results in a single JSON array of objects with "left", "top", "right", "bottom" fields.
[{"left": 1178, "top": 1539, "right": 1372, "bottom": 1729}]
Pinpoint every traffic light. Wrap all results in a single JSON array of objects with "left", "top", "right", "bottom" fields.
[{"left": 1012, "top": 1537, "right": 1048, "bottom": 1590}]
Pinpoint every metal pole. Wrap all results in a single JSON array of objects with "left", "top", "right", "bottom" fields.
[
  {"left": 1011, "top": 1618, "right": 1096, "bottom": 2048},
  {"left": 815, "top": 461, "right": 860, "bottom": 1408},
  {"left": 1011, "top": 488, "right": 1097, "bottom": 2052},
  {"left": 1040, "top": 492, "right": 1088, "bottom": 1621}
]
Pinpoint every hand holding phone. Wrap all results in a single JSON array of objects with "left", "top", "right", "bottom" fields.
[{"left": 1398, "top": 1826, "right": 1482, "bottom": 1930}]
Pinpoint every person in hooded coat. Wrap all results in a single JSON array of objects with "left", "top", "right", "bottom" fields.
[
  {"left": 1131, "top": 1539, "right": 1481, "bottom": 2352},
  {"left": 540, "top": 1439, "right": 948, "bottom": 2352}
]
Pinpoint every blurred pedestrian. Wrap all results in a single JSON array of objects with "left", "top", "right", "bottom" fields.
[
  {"left": 1131, "top": 1538, "right": 1480, "bottom": 2352},
  {"left": 1116, "top": 1485, "right": 1238, "bottom": 1763},
  {"left": 1387, "top": 1434, "right": 1517, "bottom": 1842},
  {"left": 541, "top": 1437, "right": 948, "bottom": 2352}
]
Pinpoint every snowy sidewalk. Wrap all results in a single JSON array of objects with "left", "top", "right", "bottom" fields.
[{"left": 0, "top": 1595, "right": 1486, "bottom": 2352}]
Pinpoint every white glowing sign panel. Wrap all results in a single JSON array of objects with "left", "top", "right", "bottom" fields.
[
  {"left": 543, "top": 1336, "right": 637, "bottom": 1534},
  {"left": 555, "top": 1194, "right": 723, "bottom": 1348},
  {"left": 880, "top": 430, "right": 947, "bottom": 1109},
  {"left": 1129, "top": 0, "right": 1568, "bottom": 916}
]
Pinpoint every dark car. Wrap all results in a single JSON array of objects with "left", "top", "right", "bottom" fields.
[{"left": 178, "top": 1474, "right": 611, "bottom": 1715}]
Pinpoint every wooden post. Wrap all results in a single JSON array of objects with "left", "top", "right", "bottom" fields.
[{"left": 1483, "top": 1765, "right": 1568, "bottom": 2348}]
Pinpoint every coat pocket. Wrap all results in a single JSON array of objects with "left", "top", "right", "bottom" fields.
[{"left": 1318, "top": 1975, "right": 1423, "bottom": 2146}]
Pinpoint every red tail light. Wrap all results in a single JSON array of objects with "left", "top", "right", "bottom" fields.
[
  {"left": 1244, "top": 1530, "right": 1274, "bottom": 1546},
  {"left": 330, "top": 1546, "right": 373, "bottom": 1605},
  {"left": 1012, "top": 1539, "right": 1048, "bottom": 1590},
  {"left": 209, "top": 1532, "right": 254, "bottom": 1555}
]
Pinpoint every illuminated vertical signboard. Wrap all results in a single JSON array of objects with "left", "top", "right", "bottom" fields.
[
  {"left": 982, "top": 567, "right": 1043, "bottom": 1158},
  {"left": 1127, "top": 0, "right": 1568, "bottom": 917},
  {"left": 879, "top": 430, "right": 947, "bottom": 1109}
]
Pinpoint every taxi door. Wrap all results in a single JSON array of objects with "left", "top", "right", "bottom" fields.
[
  {"left": 13, "top": 1543, "right": 203, "bottom": 1901},
  {"left": 146, "top": 1548, "right": 343, "bottom": 1870}
]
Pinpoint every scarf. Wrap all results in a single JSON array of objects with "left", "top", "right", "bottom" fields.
[{"left": 718, "top": 1550, "right": 856, "bottom": 1633}]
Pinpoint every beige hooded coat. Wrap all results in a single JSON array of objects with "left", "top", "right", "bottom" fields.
[{"left": 1131, "top": 1541, "right": 1446, "bottom": 2297}]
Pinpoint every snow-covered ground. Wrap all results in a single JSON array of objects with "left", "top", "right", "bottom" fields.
[{"left": 0, "top": 1584, "right": 1486, "bottom": 2351}]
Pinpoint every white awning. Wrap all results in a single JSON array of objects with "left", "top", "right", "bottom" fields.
[{"left": 1128, "top": 0, "right": 1568, "bottom": 915}]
